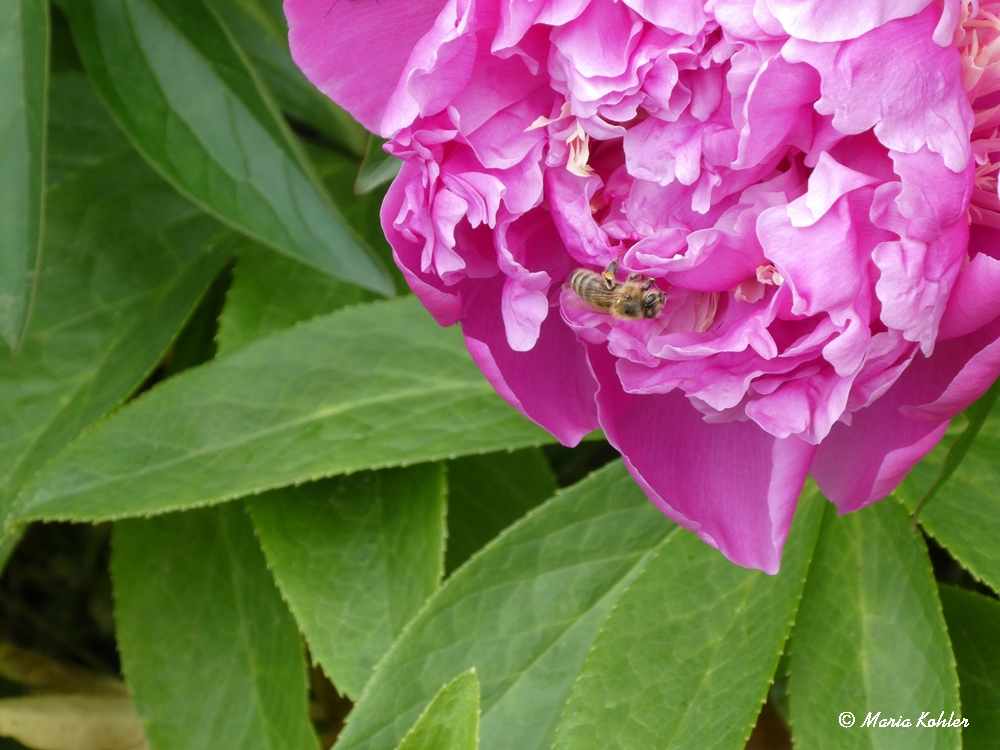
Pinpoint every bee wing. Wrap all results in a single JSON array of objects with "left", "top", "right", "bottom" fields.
[{"left": 562, "top": 283, "right": 622, "bottom": 314}]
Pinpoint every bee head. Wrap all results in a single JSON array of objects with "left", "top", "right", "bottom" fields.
[{"left": 642, "top": 289, "right": 666, "bottom": 319}]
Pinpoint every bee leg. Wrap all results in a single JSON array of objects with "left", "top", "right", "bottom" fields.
[
  {"left": 625, "top": 272, "right": 655, "bottom": 288},
  {"left": 627, "top": 274, "right": 661, "bottom": 292},
  {"left": 602, "top": 259, "right": 620, "bottom": 291}
]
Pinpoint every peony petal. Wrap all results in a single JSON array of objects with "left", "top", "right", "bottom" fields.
[
  {"left": 736, "top": 55, "right": 821, "bottom": 170},
  {"left": 783, "top": 7, "right": 973, "bottom": 172},
  {"left": 464, "top": 277, "right": 599, "bottom": 446},
  {"left": 646, "top": 227, "right": 767, "bottom": 292},
  {"left": 545, "top": 168, "right": 616, "bottom": 268},
  {"left": 758, "top": 190, "right": 872, "bottom": 326},
  {"left": 287, "top": 0, "right": 446, "bottom": 133},
  {"left": 767, "top": 0, "right": 932, "bottom": 42},
  {"left": 620, "top": 0, "right": 707, "bottom": 35},
  {"left": 382, "top": 163, "right": 464, "bottom": 325},
  {"left": 708, "top": 0, "right": 779, "bottom": 40},
  {"left": 382, "top": 0, "right": 485, "bottom": 135},
  {"left": 494, "top": 0, "right": 591, "bottom": 53},
  {"left": 624, "top": 114, "right": 709, "bottom": 187},
  {"left": 873, "top": 218, "right": 968, "bottom": 355},
  {"left": 787, "top": 152, "right": 879, "bottom": 226},
  {"left": 932, "top": 0, "right": 962, "bottom": 46},
  {"left": 885, "top": 147, "right": 973, "bottom": 242},
  {"left": 494, "top": 213, "right": 557, "bottom": 351},
  {"left": 814, "top": 417, "right": 949, "bottom": 513},
  {"left": 549, "top": 0, "right": 641, "bottom": 80},
  {"left": 901, "top": 319, "right": 1000, "bottom": 422},
  {"left": 452, "top": 67, "right": 552, "bottom": 169},
  {"left": 813, "top": 317, "right": 1000, "bottom": 511},
  {"left": 938, "top": 251, "right": 1000, "bottom": 340},
  {"left": 745, "top": 362, "right": 854, "bottom": 442},
  {"left": 589, "top": 347, "right": 816, "bottom": 573}
]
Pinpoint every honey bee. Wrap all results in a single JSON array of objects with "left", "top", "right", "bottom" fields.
[{"left": 567, "top": 260, "right": 666, "bottom": 320}]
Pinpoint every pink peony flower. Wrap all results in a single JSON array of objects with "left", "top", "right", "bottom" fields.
[{"left": 288, "top": 0, "right": 1000, "bottom": 572}]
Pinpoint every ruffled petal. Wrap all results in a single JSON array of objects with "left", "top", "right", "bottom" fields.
[
  {"left": 758, "top": 183, "right": 872, "bottom": 326},
  {"left": 287, "top": 0, "right": 446, "bottom": 133},
  {"left": 783, "top": 7, "right": 973, "bottom": 172},
  {"left": 494, "top": 0, "right": 591, "bottom": 52},
  {"left": 938, "top": 250, "right": 1000, "bottom": 340},
  {"left": 767, "top": 0, "right": 932, "bottom": 42},
  {"left": 383, "top": 0, "right": 500, "bottom": 135},
  {"left": 464, "top": 278, "right": 600, "bottom": 446},
  {"left": 382, "top": 162, "right": 465, "bottom": 325},
  {"left": 620, "top": 0, "right": 707, "bottom": 35},
  {"left": 902, "top": 319, "right": 1000, "bottom": 422},
  {"left": 589, "top": 347, "right": 817, "bottom": 573},
  {"left": 813, "top": 316, "right": 1000, "bottom": 511},
  {"left": 873, "top": 219, "right": 969, "bottom": 355},
  {"left": 545, "top": 168, "right": 616, "bottom": 268},
  {"left": 735, "top": 55, "right": 821, "bottom": 169}
]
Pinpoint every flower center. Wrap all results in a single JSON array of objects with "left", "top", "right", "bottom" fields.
[{"left": 960, "top": 1, "right": 1000, "bottom": 225}]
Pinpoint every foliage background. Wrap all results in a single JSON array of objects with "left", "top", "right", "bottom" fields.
[{"left": 0, "top": 1, "right": 997, "bottom": 749}]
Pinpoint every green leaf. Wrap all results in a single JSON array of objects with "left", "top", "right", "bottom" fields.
[
  {"left": 911, "top": 378, "right": 1000, "bottom": 527},
  {"left": 0, "top": 73, "right": 234, "bottom": 535},
  {"left": 333, "top": 460, "right": 676, "bottom": 750},
  {"left": 445, "top": 448, "right": 556, "bottom": 574},
  {"left": 112, "top": 504, "right": 318, "bottom": 750},
  {"left": 205, "top": 0, "right": 368, "bottom": 156},
  {"left": 308, "top": 144, "right": 406, "bottom": 295},
  {"left": 788, "top": 499, "right": 961, "bottom": 750},
  {"left": 49, "top": 6, "right": 82, "bottom": 75},
  {"left": 551, "top": 484, "right": 824, "bottom": 750},
  {"left": 217, "top": 143, "right": 406, "bottom": 356},
  {"left": 0, "top": 0, "right": 48, "bottom": 349},
  {"left": 247, "top": 464, "right": 446, "bottom": 700},
  {"left": 12, "top": 297, "right": 552, "bottom": 524},
  {"left": 160, "top": 261, "right": 234, "bottom": 375},
  {"left": 217, "top": 242, "right": 379, "bottom": 356},
  {"left": 64, "top": 0, "right": 393, "bottom": 295},
  {"left": 44, "top": 69, "right": 124, "bottom": 183},
  {"left": 897, "top": 398, "right": 1000, "bottom": 594},
  {"left": 396, "top": 671, "right": 480, "bottom": 750},
  {"left": 940, "top": 586, "right": 1000, "bottom": 749},
  {"left": 356, "top": 135, "right": 401, "bottom": 195}
]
